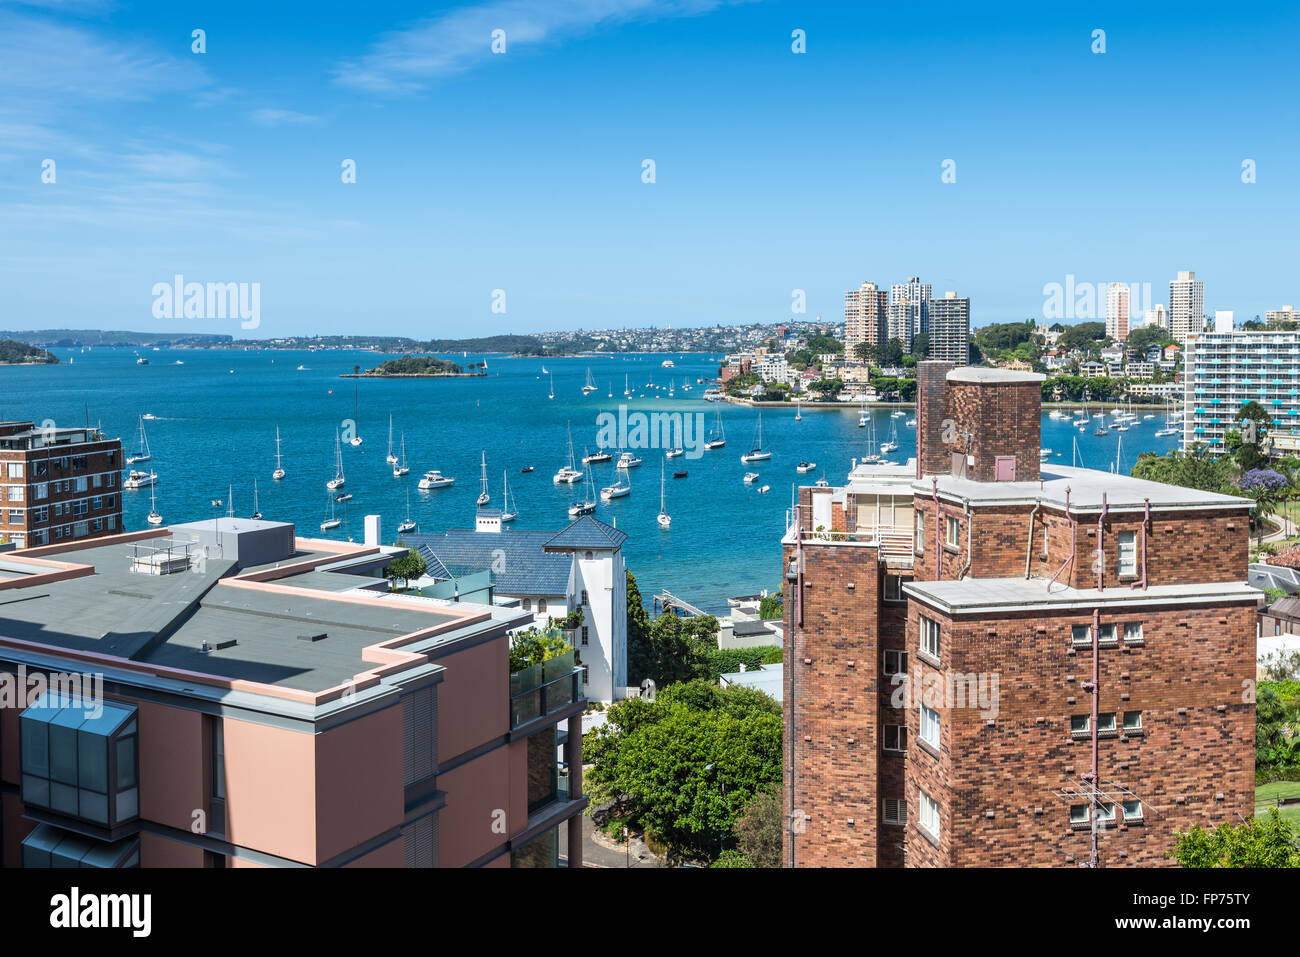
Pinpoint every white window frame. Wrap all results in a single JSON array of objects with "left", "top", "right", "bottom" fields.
[
  {"left": 920, "top": 705, "right": 940, "bottom": 749},
  {"left": 1122, "top": 710, "right": 1142, "bottom": 732},
  {"left": 1118, "top": 529, "right": 1137, "bottom": 576},
  {"left": 945, "top": 516, "right": 959, "bottom": 548},
  {"left": 1071, "top": 624, "right": 1092, "bottom": 646},
  {"left": 1070, "top": 804, "right": 1090, "bottom": 825},
  {"left": 1070, "top": 714, "right": 1090, "bottom": 737},
  {"left": 918, "top": 790, "right": 940, "bottom": 839},
  {"left": 1123, "top": 621, "right": 1143, "bottom": 644},
  {"left": 915, "top": 510, "right": 925, "bottom": 553},
  {"left": 1097, "top": 711, "right": 1117, "bottom": 734},
  {"left": 920, "top": 616, "right": 941, "bottom": 663},
  {"left": 1122, "top": 799, "right": 1143, "bottom": 822}
]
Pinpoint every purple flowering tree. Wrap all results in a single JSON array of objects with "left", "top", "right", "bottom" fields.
[{"left": 1239, "top": 469, "right": 1290, "bottom": 547}]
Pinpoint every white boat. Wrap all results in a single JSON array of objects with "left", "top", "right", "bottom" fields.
[
  {"left": 554, "top": 424, "right": 583, "bottom": 483},
  {"left": 600, "top": 465, "right": 631, "bottom": 501},
  {"left": 624, "top": 374, "right": 631, "bottom": 397},
  {"left": 608, "top": 380, "right": 613, "bottom": 398},
  {"left": 582, "top": 368, "right": 598, "bottom": 394},
  {"left": 905, "top": 418, "right": 916, "bottom": 427},
  {"left": 569, "top": 463, "right": 597, "bottom": 516},
  {"left": 880, "top": 420, "right": 900, "bottom": 454},
  {"left": 476, "top": 451, "right": 490, "bottom": 506},
  {"left": 141, "top": 413, "right": 157, "bottom": 420},
  {"left": 251, "top": 479, "right": 262, "bottom": 520},
  {"left": 136, "top": 355, "right": 149, "bottom": 365},
  {"left": 397, "top": 491, "right": 417, "bottom": 534},
  {"left": 858, "top": 408, "right": 869, "bottom": 428},
  {"left": 669, "top": 378, "right": 675, "bottom": 397},
  {"left": 146, "top": 484, "right": 162, "bottom": 525},
  {"left": 705, "top": 408, "right": 726, "bottom": 449},
  {"left": 273, "top": 426, "right": 286, "bottom": 481},
  {"left": 320, "top": 491, "right": 341, "bottom": 530},
  {"left": 740, "top": 412, "right": 771, "bottom": 463},
  {"left": 326, "top": 430, "right": 346, "bottom": 489},
  {"left": 393, "top": 434, "right": 410, "bottom": 477},
  {"left": 349, "top": 381, "right": 363, "bottom": 446},
  {"left": 814, "top": 472, "right": 830, "bottom": 488},
  {"left": 124, "top": 470, "right": 157, "bottom": 489},
  {"left": 617, "top": 451, "right": 643, "bottom": 469},
  {"left": 386, "top": 415, "right": 398, "bottom": 464},
  {"left": 501, "top": 471, "right": 518, "bottom": 523},
  {"left": 796, "top": 461, "right": 816, "bottom": 473},
  {"left": 757, "top": 485, "right": 770, "bottom": 494},
  {"left": 127, "top": 416, "right": 152, "bottom": 464},
  {"left": 891, "top": 409, "right": 905, "bottom": 418},
  {"left": 418, "top": 469, "right": 454, "bottom": 489},
  {"left": 665, "top": 447, "right": 684, "bottom": 458},
  {"left": 548, "top": 373, "right": 555, "bottom": 400},
  {"left": 656, "top": 462, "right": 670, "bottom": 528},
  {"left": 583, "top": 447, "right": 612, "bottom": 464},
  {"left": 795, "top": 401, "right": 802, "bottom": 422},
  {"left": 661, "top": 359, "right": 674, "bottom": 368},
  {"left": 297, "top": 364, "right": 307, "bottom": 371},
  {"left": 744, "top": 472, "right": 760, "bottom": 483},
  {"left": 861, "top": 417, "right": 881, "bottom": 463}
]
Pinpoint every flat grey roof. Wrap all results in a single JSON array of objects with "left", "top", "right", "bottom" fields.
[
  {"left": 914, "top": 464, "right": 1252, "bottom": 512},
  {"left": 904, "top": 577, "right": 1261, "bottom": 615},
  {"left": 947, "top": 367, "right": 1046, "bottom": 384}
]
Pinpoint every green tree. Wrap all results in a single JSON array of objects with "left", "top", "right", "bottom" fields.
[
  {"left": 386, "top": 549, "right": 427, "bottom": 590},
  {"left": 626, "top": 570, "right": 653, "bottom": 681},
  {"left": 911, "top": 333, "right": 930, "bottom": 358},
  {"left": 1256, "top": 682, "right": 1300, "bottom": 777},
  {"left": 629, "top": 609, "right": 719, "bottom": 689},
  {"left": 1130, "top": 448, "right": 1235, "bottom": 494},
  {"left": 759, "top": 589, "right": 783, "bottom": 620},
  {"left": 731, "top": 783, "right": 784, "bottom": 867},
  {"left": 583, "top": 679, "right": 782, "bottom": 861},
  {"left": 508, "top": 627, "right": 572, "bottom": 673},
  {"left": 1168, "top": 809, "right": 1300, "bottom": 867}
]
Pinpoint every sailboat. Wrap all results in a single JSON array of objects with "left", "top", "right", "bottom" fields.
[
  {"left": 623, "top": 374, "right": 631, "bottom": 397},
  {"left": 397, "top": 491, "right": 417, "bottom": 534},
  {"left": 740, "top": 411, "right": 771, "bottom": 463},
  {"left": 326, "top": 430, "right": 346, "bottom": 489},
  {"left": 582, "top": 368, "right": 598, "bottom": 394},
  {"left": 393, "top": 433, "right": 410, "bottom": 477},
  {"left": 608, "top": 380, "right": 613, "bottom": 398},
  {"left": 704, "top": 409, "right": 726, "bottom": 449},
  {"left": 501, "top": 471, "right": 518, "bottom": 523},
  {"left": 349, "top": 381, "right": 363, "bottom": 446},
  {"left": 320, "top": 490, "right": 341, "bottom": 530},
  {"left": 553, "top": 424, "right": 583, "bottom": 483},
  {"left": 583, "top": 445, "right": 612, "bottom": 464},
  {"left": 569, "top": 463, "right": 597, "bottom": 516},
  {"left": 880, "top": 419, "right": 900, "bottom": 453},
  {"left": 795, "top": 400, "right": 802, "bottom": 422},
  {"left": 548, "top": 373, "right": 555, "bottom": 400},
  {"left": 127, "top": 416, "right": 152, "bottom": 464},
  {"left": 251, "top": 479, "right": 262, "bottom": 520},
  {"left": 146, "top": 484, "right": 163, "bottom": 525},
  {"left": 862, "top": 417, "right": 881, "bottom": 463},
  {"left": 657, "top": 461, "right": 671, "bottom": 528},
  {"left": 669, "top": 378, "right": 675, "bottom": 397},
  {"left": 273, "top": 427, "right": 286, "bottom": 480},
  {"left": 386, "top": 416, "right": 398, "bottom": 464},
  {"left": 600, "top": 464, "right": 631, "bottom": 501},
  {"left": 477, "top": 451, "right": 490, "bottom": 506}
]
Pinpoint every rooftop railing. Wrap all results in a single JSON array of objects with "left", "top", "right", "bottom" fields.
[{"left": 509, "top": 648, "right": 583, "bottom": 729}]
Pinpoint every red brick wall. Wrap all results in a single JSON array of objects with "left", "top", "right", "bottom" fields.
[
  {"left": 948, "top": 381, "right": 1042, "bottom": 482},
  {"left": 916, "top": 361, "right": 955, "bottom": 479}
]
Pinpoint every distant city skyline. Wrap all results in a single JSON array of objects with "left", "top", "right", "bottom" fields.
[{"left": 2, "top": 1, "right": 1297, "bottom": 337}]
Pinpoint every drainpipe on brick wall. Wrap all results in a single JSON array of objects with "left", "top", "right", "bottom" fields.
[
  {"left": 787, "top": 502, "right": 804, "bottom": 868},
  {"left": 1096, "top": 492, "right": 1108, "bottom": 591},
  {"left": 932, "top": 478, "right": 942, "bottom": 579},
  {"left": 1048, "top": 488, "right": 1076, "bottom": 592},
  {"left": 1132, "top": 497, "right": 1150, "bottom": 591},
  {"left": 958, "top": 498, "right": 972, "bottom": 579},
  {"left": 1023, "top": 500, "right": 1041, "bottom": 579}
]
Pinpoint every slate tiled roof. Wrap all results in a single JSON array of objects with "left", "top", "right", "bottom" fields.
[
  {"left": 1250, "top": 562, "right": 1300, "bottom": 592},
  {"left": 542, "top": 516, "right": 628, "bottom": 552},
  {"left": 405, "top": 530, "right": 571, "bottom": 596}
]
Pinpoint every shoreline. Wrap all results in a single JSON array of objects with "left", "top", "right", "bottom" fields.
[
  {"left": 720, "top": 396, "right": 1172, "bottom": 411},
  {"left": 338, "top": 372, "right": 488, "bottom": 378}
]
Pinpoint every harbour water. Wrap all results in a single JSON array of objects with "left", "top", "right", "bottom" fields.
[{"left": 2, "top": 349, "right": 1181, "bottom": 612}]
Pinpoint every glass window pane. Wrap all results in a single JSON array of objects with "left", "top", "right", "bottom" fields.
[
  {"left": 51, "top": 782, "right": 78, "bottom": 815},
  {"left": 20, "top": 719, "right": 48, "bottom": 776},
  {"left": 78, "top": 730, "right": 108, "bottom": 792},
  {"left": 80, "top": 789, "right": 108, "bottom": 824},
  {"left": 49, "top": 724, "right": 78, "bottom": 785},
  {"left": 116, "top": 737, "right": 137, "bottom": 789},
  {"left": 116, "top": 787, "right": 138, "bottom": 822}
]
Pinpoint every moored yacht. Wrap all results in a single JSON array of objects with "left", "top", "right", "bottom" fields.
[
  {"left": 418, "top": 470, "right": 454, "bottom": 489},
  {"left": 124, "top": 469, "right": 157, "bottom": 489}
]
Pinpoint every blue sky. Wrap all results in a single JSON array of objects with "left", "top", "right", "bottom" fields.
[{"left": 1, "top": 0, "right": 1297, "bottom": 338}]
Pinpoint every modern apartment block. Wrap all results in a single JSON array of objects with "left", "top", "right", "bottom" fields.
[
  {"left": 1183, "top": 322, "right": 1300, "bottom": 453},
  {"left": 781, "top": 362, "right": 1256, "bottom": 867},
  {"left": 0, "top": 422, "right": 123, "bottom": 550},
  {"left": 927, "top": 292, "right": 970, "bottom": 364},
  {"left": 888, "top": 277, "right": 932, "bottom": 352},
  {"left": 1143, "top": 304, "right": 1168, "bottom": 330},
  {"left": 1169, "top": 270, "right": 1205, "bottom": 342},
  {"left": 0, "top": 518, "right": 586, "bottom": 868},
  {"left": 1105, "top": 283, "right": 1130, "bottom": 343},
  {"left": 844, "top": 281, "right": 889, "bottom": 355},
  {"left": 1265, "top": 305, "right": 1298, "bottom": 328}
]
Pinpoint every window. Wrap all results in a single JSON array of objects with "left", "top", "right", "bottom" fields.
[
  {"left": 538, "top": 598, "right": 547, "bottom": 614},
  {"left": 1070, "top": 714, "right": 1090, "bottom": 737},
  {"left": 522, "top": 599, "right": 531, "bottom": 612},
  {"left": 883, "top": 798, "right": 907, "bottom": 825},
  {"left": 581, "top": 590, "right": 588, "bottom": 605},
  {"left": 920, "top": 616, "right": 941, "bottom": 662},
  {"left": 1071, "top": 624, "right": 1092, "bottom": 646},
  {"left": 1123, "top": 622, "right": 1144, "bottom": 644},
  {"left": 584, "top": 551, "right": 593, "bottom": 560},
  {"left": 884, "top": 575, "right": 912, "bottom": 602},
  {"left": 1118, "top": 530, "right": 1137, "bottom": 576},
  {"left": 883, "top": 650, "right": 908, "bottom": 676},
  {"left": 1122, "top": 710, "right": 1143, "bottom": 733},
  {"left": 7, "top": 486, "right": 22, "bottom": 503},
  {"left": 920, "top": 705, "right": 940, "bottom": 749},
  {"left": 918, "top": 790, "right": 940, "bottom": 839},
  {"left": 1099, "top": 623, "right": 1117, "bottom": 645},
  {"left": 915, "top": 510, "right": 925, "bottom": 553},
  {"left": 7, "top": 462, "right": 23, "bottom": 479},
  {"left": 1097, "top": 712, "right": 1117, "bottom": 735},
  {"left": 1122, "top": 799, "right": 1143, "bottom": 823},
  {"left": 1070, "top": 804, "right": 1090, "bottom": 825},
  {"left": 945, "top": 516, "right": 959, "bottom": 548},
  {"left": 883, "top": 725, "right": 908, "bottom": 752},
  {"left": 34, "top": 483, "right": 47, "bottom": 500},
  {"left": 1096, "top": 802, "right": 1116, "bottom": 825},
  {"left": 581, "top": 626, "right": 589, "bottom": 646}
]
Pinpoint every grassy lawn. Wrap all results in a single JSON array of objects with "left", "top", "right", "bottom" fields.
[{"left": 1257, "top": 780, "right": 1300, "bottom": 803}]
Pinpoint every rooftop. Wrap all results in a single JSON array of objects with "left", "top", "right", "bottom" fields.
[
  {"left": 904, "top": 577, "right": 1261, "bottom": 615},
  {"left": 946, "top": 367, "right": 1046, "bottom": 384}
]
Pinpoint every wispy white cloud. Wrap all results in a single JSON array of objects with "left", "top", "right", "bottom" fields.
[
  {"left": 250, "top": 108, "right": 320, "bottom": 128},
  {"left": 335, "top": 0, "right": 748, "bottom": 94}
]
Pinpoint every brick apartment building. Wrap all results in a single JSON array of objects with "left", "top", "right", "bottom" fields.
[
  {"left": 0, "top": 518, "right": 585, "bottom": 867},
  {"left": 0, "top": 422, "right": 123, "bottom": 550},
  {"left": 781, "top": 363, "right": 1257, "bottom": 867}
]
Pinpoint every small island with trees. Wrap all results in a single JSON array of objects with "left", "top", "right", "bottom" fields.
[
  {"left": 0, "top": 338, "right": 59, "bottom": 365},
  {"left": 340, "top": 355, "right": 487, "bottom": 378}
]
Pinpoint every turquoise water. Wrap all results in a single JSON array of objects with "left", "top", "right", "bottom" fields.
[{"left": 0, "top": 349, "right": 1179, "bottom": 612}]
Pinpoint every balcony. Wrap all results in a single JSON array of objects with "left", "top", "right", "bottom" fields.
[{"left": 510, "top": 648, "right": 584, "bottom": 729}]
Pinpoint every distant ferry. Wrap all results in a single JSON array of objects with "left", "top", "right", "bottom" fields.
[{"left": 661, "top": 359, "right": 674, "bottom": 368}]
